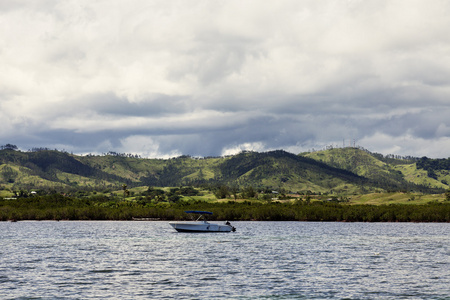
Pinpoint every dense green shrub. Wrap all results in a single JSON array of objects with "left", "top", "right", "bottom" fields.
[{"left": 1, "top": 195, "right": 449, "bottom": 222}]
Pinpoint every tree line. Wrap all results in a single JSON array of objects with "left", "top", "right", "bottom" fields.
[
  {"left": 417, "top": 156, "right": 450, "bottom": 170},
  {"left": 1, "top": 194, "right": 449, "bottom": 222}
]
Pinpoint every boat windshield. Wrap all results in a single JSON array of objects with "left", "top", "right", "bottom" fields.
[{"left": 185, "top": 211, "right": 213, "bottom": 221}]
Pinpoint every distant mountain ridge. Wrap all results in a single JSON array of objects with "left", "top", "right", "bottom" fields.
[{"left": 0, "top": 147, "right": 448, "bottom": 194}]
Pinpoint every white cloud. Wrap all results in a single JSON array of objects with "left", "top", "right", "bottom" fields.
[
  {"left": 359, "top": 132, "right": 450, "bottom": 158},
  {"left": 1, "top": 0, "right": 450, "bottom": 157},
  {"left": 221, "top": 142, "right": 267, "bottom": 157},
  {"left": 118, "top": 135, "right": 181, "bottom": 159}
]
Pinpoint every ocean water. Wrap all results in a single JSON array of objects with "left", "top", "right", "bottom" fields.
[{"left": 0, "top": 221, "right": 448, "bottom": 299}]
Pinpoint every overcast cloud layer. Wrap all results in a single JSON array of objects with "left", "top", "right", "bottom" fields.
[{"left": 2, "top": 0, "right": 450, "bottom": 158}]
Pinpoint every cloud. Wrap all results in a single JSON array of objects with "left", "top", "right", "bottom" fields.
[
  {"left": 1, "top": 0, "right": 450, "bottom": 158},
  {"left": 360, "top": 132, "right": 450, "bottom": 158}
]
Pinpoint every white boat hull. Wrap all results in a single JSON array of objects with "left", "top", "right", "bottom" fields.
[{"left": 169, "top": 221, "right": 234, "bottom": 232}]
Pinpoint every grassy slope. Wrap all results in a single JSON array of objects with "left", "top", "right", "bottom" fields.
[
  {"left": 394, "top": 164, "right": 449, "bottom": 189},
  {"left": 304, "top": 148, "right": 449, "bottom": 191},
  {"left": 0, "top": 162, "right": 69, "bottom": 191},
  {"left": 218, "top": 150, "right": 369, "bottom": 193},
  {"left": 76, "top": 155, "right": 166, "bottom": 182},
  {"left": 305, "top": 148, "right": 393, "bottom": 178}
]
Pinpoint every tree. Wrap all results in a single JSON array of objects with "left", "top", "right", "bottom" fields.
[
  {"left": 1, "top": 166, "right": 18, "bottom": 183},
  {"left": 242, "top": 186, "right": 256, "bottom": 199},
  {"left": 155, "top": 194, "right": 165, "bottom": 202},
  {"left": 198, "top": 168, "right": 205, "bottom": 179},
  {"left": 214, "top": 185, "right": 229, "bottom": 199},
  {"left": 168, "top": 193, "right": 181, "bottom": 203},
  {"left": 122, "top": 184, "right": 129, "bottom": 199},
  {"left": 445, "top": 189, "right": 450, "bottom": 201},
  {"left": 230, "top": 185, "right": 239, "bottom": 201},
  {"left": 0, "top": 144, "right": 18, "bottom": 150}
]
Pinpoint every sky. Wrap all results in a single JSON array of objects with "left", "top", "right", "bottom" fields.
[{"left": 1, "top": 0, "right": 450, "bottom": 158}]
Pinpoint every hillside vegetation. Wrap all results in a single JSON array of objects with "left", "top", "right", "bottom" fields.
[
  {"left": 1, "top": 147, "right": 449, "bottom": 198},
  {"left": 303, "top": 148, "right": 447, "bottom": 193}
]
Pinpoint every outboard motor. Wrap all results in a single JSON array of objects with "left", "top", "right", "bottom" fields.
[{"left": 225, "top": 221, "right": 236, "bottom": 232}]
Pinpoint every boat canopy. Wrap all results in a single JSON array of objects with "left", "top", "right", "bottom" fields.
[{"left": 185, "top": 210, "right": 213, "bottom": 215}]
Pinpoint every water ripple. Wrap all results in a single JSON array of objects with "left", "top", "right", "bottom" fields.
[{"left": 0, "top": 221, "right": 449, "bottom": 299}]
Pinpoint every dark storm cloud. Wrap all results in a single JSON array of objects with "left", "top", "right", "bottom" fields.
[{"left": 74, "top": 93, "right": 189, "bottom": 117}]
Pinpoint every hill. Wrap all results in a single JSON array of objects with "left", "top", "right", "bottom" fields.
[
  {"left": 0, "top": 147, "right": 448, "bottom": 196},
  {"left": 216, "top": 150, "right": 368, "bottom": 193},
  {"left": 303, "top": 147, "right": 447, "bottom": 193}
]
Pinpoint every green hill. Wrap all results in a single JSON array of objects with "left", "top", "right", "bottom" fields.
[
  {"left": 217, "top": 150, "right": 367, "bottom": 193},
  {"left": 303, "top": 147, "right": 447, "bottom": 193},
  {"left": 0, "top": 147, "right": 448, "bottom": 196}
]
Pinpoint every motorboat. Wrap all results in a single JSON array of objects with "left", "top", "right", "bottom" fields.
[{"left": 169, "top": 211, "right": 236, "bottom": 232}]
